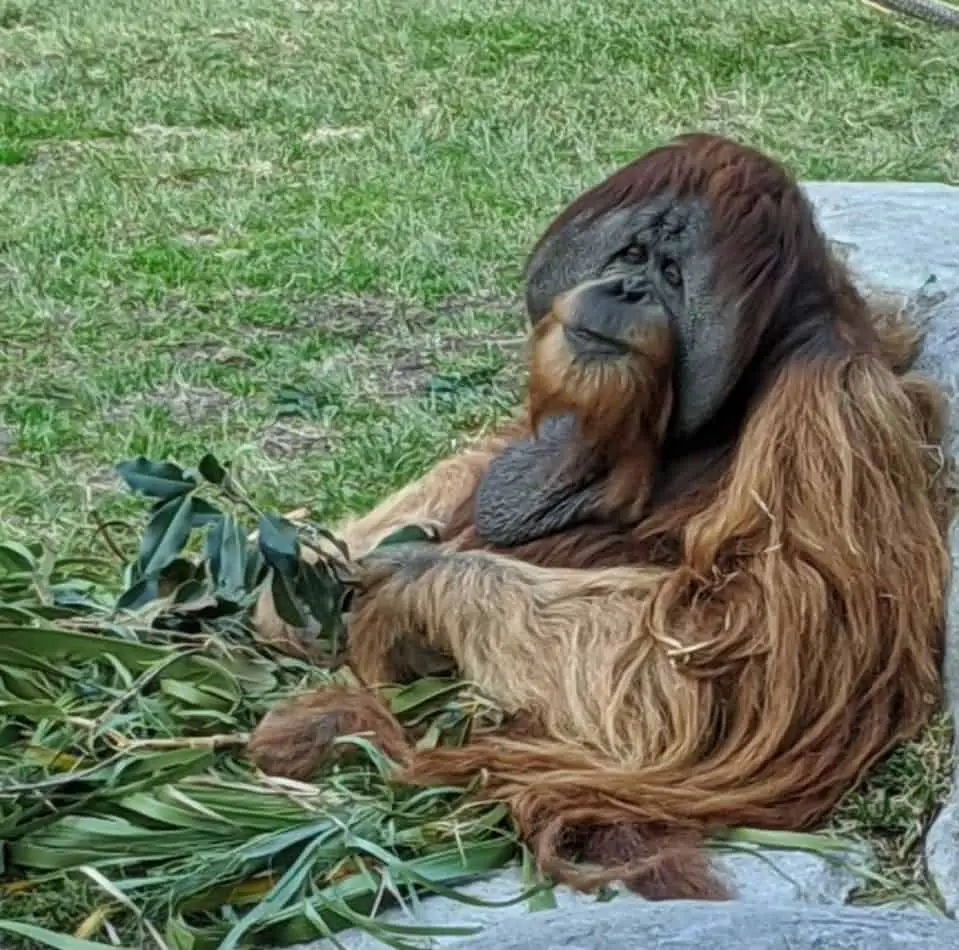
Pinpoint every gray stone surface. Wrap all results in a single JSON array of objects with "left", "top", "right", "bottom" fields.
[
  {"left": 447, "top": 901, "right": 959, "bottom": 950},
  {"left": 298, "top": 182, "right": 959, "bottom": 949},
  {"left": 803, "top": 181, "right": 959, "bottom": 917},
  {"left": 715, "top": 846, "right": 870, "bottom": 905},
  {"left": 298, "top": 849, "right": 873, "bottom": 950},
  {"left": 913, "top": 295, "right": 959, "bottom": 918}
]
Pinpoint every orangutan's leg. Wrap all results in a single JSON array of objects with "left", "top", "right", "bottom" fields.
[{"left": 246, "top": 684, "right": 412, "bottom": 780}]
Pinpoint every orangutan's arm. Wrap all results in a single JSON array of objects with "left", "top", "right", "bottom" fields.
[
  {"left": 251, "top": 427, "right": 517, "bottom": 654},
  {"left": 330, "top": 428, "right": 521, "bottom": 558},
  {"left": 346, "top": 546, "right": 666, "bottom": 714}
]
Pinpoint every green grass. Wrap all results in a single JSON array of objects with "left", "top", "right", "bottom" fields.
[
  {"left": 0, "top": 0, "right": 957, "bottom": 943},
  {"left": 1, "top": 0, "right": 958, "bottom": 544}
]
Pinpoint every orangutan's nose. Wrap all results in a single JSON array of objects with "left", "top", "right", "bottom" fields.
[{"left": 619, "top": 275, "right": 650, "bottom": 302}]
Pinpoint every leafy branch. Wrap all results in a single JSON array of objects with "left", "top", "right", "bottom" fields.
[{"left": 112, "top": 453, "right": 355, "bottom": 665}]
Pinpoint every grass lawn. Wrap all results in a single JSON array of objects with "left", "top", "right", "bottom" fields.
[{"left": 1, "top": 0, "right": 958, "bottom": 945}]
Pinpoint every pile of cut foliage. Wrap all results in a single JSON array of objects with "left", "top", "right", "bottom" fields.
[
  {"left": 0, "top": 455, "right": 935, "bottom": 949},
  {"left": 0, "top": 455, "right": 535, "bottom": 949}
]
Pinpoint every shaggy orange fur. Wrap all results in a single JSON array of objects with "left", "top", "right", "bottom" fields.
[{"left": 248, "top": 134, "right": 953, "bottom": 902}]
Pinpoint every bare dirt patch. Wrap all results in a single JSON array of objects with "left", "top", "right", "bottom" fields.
[
  {"left": 169, "top": 341, "right": 255, "bottom": 366},
  {"left": 291, "top": 290, "right": 522, "bottom": 342},
  {"left": 105, "top": 384, "right": 237, "bottom": 425},
  {"left": 373, "top": 352, "right": 431, "bottom": 399},
  {"left": 258, "top": 420, "right": 331, "bottom": 459},
  {"left": 345, "top": 336, "right": 526, "bottom": 402},
  {"left": 236, "top": 290, "right": 528, "bottom": 401}
]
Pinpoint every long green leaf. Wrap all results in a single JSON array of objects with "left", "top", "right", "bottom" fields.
[
  {"left": 269, "top": 569, "right": 310, "bottom": 629},
  {"left": 257, "top": 515, "right": 301, "bottom": 579},
  {"left": 0, "top": 541, "right": 38, "bottom": 572},
  {"left": 136, "top": 495, "right": 196, "bottom": 580},
  {"left": 216, "top": 828, "right": 341, "bottom": 950},
  {"left": 115, "top": 458, "right": 196, "bottom": 500},
  {"left": 197, "top": 453, "right": 228, "bottom": 486},
  {"left": 205, "top": 515, "right": 247, "bottom": 601},
  {"left": 0, "top": 920, "right": 134, "bottom": 950}
]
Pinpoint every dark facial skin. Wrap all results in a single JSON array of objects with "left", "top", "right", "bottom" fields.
[
  {"left": 473, "top": 197, "right": 725, "bottom": 549},
  {"left": 527, "top": 197, "right": 729, "bottom": 438},
  {"left": 560, "top": 272, "right": 675, "bottom": 361}
]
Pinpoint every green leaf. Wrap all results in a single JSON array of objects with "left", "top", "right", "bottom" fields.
[
  {"left": 160, "top": 678, "right": 233, "bottom": 710},
  {"left": 160, "top": 557, "right": 203, "bottom": 589},
  {"left": 216, "top": 828, "right": 340, "bottom": 950},
  {"left": 114, "top": 576, "right": 161, "bottom": 611},
  {"left": 257, "top": 514, "right": 300, "bottom": 578},
  {"left": 115, "top": 458, "right": 197, "bottom": 500},
  {"left": 295, "top": 561, "right": 342, "bottom": 631},
  {"left": 0, "top": 625, "right": 202, "bottom": 678},
  {"left": 204, "top": 516, "right": 247, "bottom": 601},
  {"left": 0, "top": 920, "right": 133, "bottom": 950},
  {"left": 197, "top": 453, "right": 228, "bottom": 485},
  {"left": 135, "top": 495, "right": 196, "bottom": 580},
  {"left": 0, "top": 541, "right": 37, "bottom": 573},
  {"left": 709, "top": 826, "right": 853, "bottom": 854},
  {"left": 323, "top": 838, "right": 526, "bottom": 908},
  {"left": 521, "top": 845, "right": 557, "bottom": 911},
  {"left": 190, "top": 498, "right": 222, "bottom": 527},
  {"left": 171, "top": 578, "right": 212, "bottom": 607},
  {"left": 164, "top": 914, "right": 198, "bottom": 950},
  {"left": 0, "top": 483, "right": 548, "bottom": 947},
  {"left": 112, "top": 748, "right": 215, "bottom": 789},
  {"left": 389, "top": 678, "right": 464, "bottom": 716},
  {"left": 244, "top": 544, "right": 267, "bottom": 591},
  {"left": 269, "top": 568, "right": 310, "bottom": 629}
]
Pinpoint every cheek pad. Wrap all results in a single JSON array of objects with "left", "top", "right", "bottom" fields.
[{"left": 672, "top": 278, "right": 737, "bottom": 437}]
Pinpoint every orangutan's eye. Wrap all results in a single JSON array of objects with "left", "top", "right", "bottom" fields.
[
  {"left": 623, "top": 241, "right": 649, "bottom": 265},
  {"left": 661, "top": 258, "right": 682, "bottom": 287}
]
